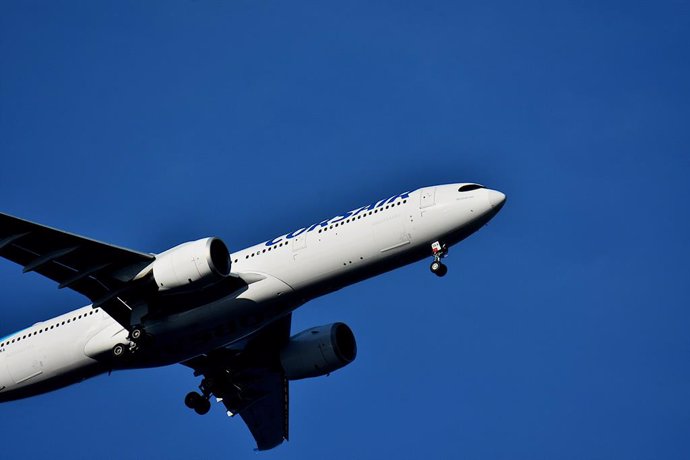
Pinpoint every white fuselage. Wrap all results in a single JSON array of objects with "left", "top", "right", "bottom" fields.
[{"left": 0, "top": 184, "right": 505, "bottom": 401}]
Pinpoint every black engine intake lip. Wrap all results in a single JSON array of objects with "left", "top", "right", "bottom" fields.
[
  {"left": 332, "top": 323, "right": 357, "bottom": 363},
  {"left": 207, "top": 237, "right": 231, "bottom": 276}
]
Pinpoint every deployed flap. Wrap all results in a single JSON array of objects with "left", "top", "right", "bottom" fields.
[
  {"left": 183, "top": 315, "right": 292, "bottom": 451},
  {"left": 0, "top": 212, "right": 154, "bottom": 326},
  {"left": 230, "top": 369, "right": 288, "bottom": 451}
]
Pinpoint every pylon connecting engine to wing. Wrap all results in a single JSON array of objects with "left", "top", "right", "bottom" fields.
[
  {"left": 145, "top": 237, "right": 231, "bottom": 291},
  {"left": 280, "top": 322, "right": 357, "bottom": 380}
]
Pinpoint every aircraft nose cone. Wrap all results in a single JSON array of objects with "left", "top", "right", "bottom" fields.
[{"left": 487, "top": 189, "right": 506, "bottom": 210}]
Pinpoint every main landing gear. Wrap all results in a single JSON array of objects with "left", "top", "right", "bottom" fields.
[
  {"left": 130, "top": 326, "right": 145, "bottom": 342},
  {"left": 185, "top": 378, "right": 213, "bottom": 415},
  {"left": 185, "top": 391, "right": 211, "bottom": 415},
  {"left": 430, "top": 241, "right": 448, "bottom": 277},
  {"left": 111, "top": 326, "right": 150, "bottom": 361},
  {"left": 111, "top": 343, "right": 128, "bottom": 359}
]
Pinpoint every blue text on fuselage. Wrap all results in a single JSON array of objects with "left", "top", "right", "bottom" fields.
[{"left": 264, "top": 191, "right": 410, "bottom": 247}]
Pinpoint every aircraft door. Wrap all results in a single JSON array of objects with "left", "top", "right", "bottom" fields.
[
  {"left": 291, "top": 229, "right": 308, "bottom": 261},
  {"left": 291, "top": 231, "right": 307, "bottom": 252},
  {"left": 419, "top": 187, "right": 436, "bottom": 208}
]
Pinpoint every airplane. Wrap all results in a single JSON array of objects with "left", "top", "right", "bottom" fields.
[{"left": 0, "top": 182, "right": 505, "bottom": 450}]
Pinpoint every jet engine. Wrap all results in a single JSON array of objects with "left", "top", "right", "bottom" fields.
[
  {"left": 280, "top": 323, "right": 357, "bottom": 380},
  {"left": 149, "top": 237, "right": 231, "bottom": 291}
]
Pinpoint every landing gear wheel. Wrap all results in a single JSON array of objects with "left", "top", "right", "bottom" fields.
[
  {"left": 430, "top": 241, "right": 449, "bottom": 277},
  {"left": 194, "top": 398, "right": 211, "bottom": 415},
  {"left": 130, "top": 327, "right": 144, "bottom": 341},
  {"left": 185, "top": 391, "right": 202, "bottom": 409},
  {"left": 430, "top": 261, "right": 448, "bottom": 277},
  {"left": 112, "top": 343, "right": 127, "bottom": 359},
  {"left": 185, "top": 391, "right": 210, "bottom": 415}
]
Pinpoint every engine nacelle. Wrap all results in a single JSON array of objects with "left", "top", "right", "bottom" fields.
[
  {"left": 280, "top": 323, "right": 357, "bottom": 380},
  {"left": 150, "top": 237, "right": 231, "bottom": 291}
]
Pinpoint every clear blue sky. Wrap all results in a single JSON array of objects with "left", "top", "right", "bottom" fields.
[{"left": 1, "top": 1, "right": 689, "bottom": 458}]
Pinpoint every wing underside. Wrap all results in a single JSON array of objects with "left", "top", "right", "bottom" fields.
[
  {"left": 1, "top": 211, "right": 290, "bottom": 449},
  {"left": 0, "top": 212, "right": 155, "bottom": 326},
  {"left": 0, "top": 212, "right": 250, "bottom": 327},
  {"left": 183, "top": 315, "right": 292, "bottom": 451}
]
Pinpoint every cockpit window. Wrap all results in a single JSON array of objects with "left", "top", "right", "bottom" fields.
[{"left": 458, "top": 184, "right": 484, "bottom": 192}]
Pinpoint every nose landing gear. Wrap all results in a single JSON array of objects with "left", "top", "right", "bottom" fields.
[
  {"left": 430, "top": 260, "right": 447, "bottom": 276},
  {"left": 430, "top": 241, "right": 448, "bottom": 277}
]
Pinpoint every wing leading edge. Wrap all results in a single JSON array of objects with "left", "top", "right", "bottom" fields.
[
  {"left": 0, "top": 212, "right": 250, "bottom": 327},
  {"left": 1, "top": 212, "right": 292, "bottom": 449},
  {"left": 0, "top": 212, "right": 155, "bottom": 326}
]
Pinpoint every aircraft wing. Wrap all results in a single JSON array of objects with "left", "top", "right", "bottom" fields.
[
  {"left": 0, "top": 212, "right": 154, "bottom": 326},
  {"left": 182, "top": 314, "right": 292, "bottom": 451}
]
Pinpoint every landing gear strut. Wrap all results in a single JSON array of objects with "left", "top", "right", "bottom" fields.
[{"left": 430, "top": 241, "right": 448, "bottom": 277}]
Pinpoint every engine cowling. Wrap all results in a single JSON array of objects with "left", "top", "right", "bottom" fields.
[
  {"left": 150, "top": 237, "right": 231, "bottom": 291},
  {"left": 280, "top": 323, "right": 357, "bottom": 380}
]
